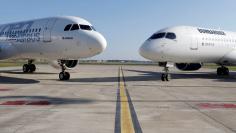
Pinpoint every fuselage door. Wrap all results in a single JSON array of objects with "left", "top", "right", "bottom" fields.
[
  {"left": 190, "top": 36, "right": 198, "bottom": 50},
  {"left": 43, "top": 18, "right": 57, "bottom": 42}
]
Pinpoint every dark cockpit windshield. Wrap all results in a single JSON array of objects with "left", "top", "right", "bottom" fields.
[
  {"left": 80, "top": 25, "right": 93, "bottom": 31},
  {"left": 149, "top": 33, "right": 166, "bottom": 39},
  {"left": 64, "top": 24, "right": 95, "bottom": 31},
  {"left": 71, "top": 24, "right": 80, "bottom": 31},
  {"left": 149, "top": 32, "right": 177, "bottom": 40},
  {"left": 166, "top": 32, "right": 176, "bottom": 39},
  {"left": 64, "top": 24, "right": 72, "bottom": 31}
]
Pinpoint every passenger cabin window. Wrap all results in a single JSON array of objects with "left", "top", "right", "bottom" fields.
[
  {"left": 165, "top": 32, "right": 176, "bottom": 40},
  {"left": 149, "top": 33, "right": 166, "bottom": 39},
  {"left": 71, "top": 24, "right": 80, "bottom": 31},
  {"left": 80, "top": 25, "right": 92, "bottom": 31},
  {"left": 64, "top": 24, "right": 72, "bottom": 31}
]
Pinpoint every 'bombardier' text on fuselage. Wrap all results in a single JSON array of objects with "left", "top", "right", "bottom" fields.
[{"left": 197, "top": 28, "right": 226, "bottom": 36}]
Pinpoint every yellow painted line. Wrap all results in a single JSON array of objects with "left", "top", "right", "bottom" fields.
[{"left": 119, "top": 67, "right": 135, "bottom": 133}]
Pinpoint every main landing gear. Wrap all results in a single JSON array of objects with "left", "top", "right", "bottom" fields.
[
  {"left": 217, "top": 66, "right": 229, "bottom": 76},
  {"left": 161, "top": 64, "right": 170, "bottom": 81},
  {"left": 23, "top": 60, "right": 36, "bottom": 73},
  {"left": 58, "top": 60, "right": 70, "bottom": 80}
]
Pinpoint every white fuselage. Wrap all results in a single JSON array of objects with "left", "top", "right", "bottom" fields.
[
  {"left": 0, "top": 16, "right": 107, "bottom": 60},
  {"left": 140, "top": 26, "right": 236, "bottom": 65}
]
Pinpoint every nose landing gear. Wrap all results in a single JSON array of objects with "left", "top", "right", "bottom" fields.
[
  {"left": 58, "top": 60, "right": 70, "bottom": 80},
  {"left": 161, "top": 63, "right": 171, "bottom": 81}
]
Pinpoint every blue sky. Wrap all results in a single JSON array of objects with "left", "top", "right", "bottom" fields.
[{"left": 0, "top": 0, "right": 235, "bottom": 60}]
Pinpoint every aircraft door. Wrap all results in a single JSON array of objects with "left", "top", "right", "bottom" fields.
[
  {"left": 43, "top": 18, "right": 57, "bottom": 42},
  {"left": 190, "top": 36, "right": 198, "bottom": 50}
]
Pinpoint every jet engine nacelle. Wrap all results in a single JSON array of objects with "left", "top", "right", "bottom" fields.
[
  {"left": 175, "top": 63, "right": 202, "bottom": 71},
  {"left": 50, "top": 60, "right": 78, "bottom": 69}
]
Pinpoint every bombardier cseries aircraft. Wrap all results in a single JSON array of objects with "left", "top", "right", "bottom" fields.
[
  {"left": 139, "top": 26, "right": 236, "bottom": 81},
  {"left": 0, "top": 16, "right": 107, "bottom": 80}
]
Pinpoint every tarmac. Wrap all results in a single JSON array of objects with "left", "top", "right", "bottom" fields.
[{"left": 0, "top": 64, "right": 236, "bottom": 133}]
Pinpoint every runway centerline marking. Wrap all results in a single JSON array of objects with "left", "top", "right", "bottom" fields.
[{"left": 115, "top": 67, "right": 142, "bottom": 133}]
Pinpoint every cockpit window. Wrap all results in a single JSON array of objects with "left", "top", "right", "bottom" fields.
[
  {"left": 166, "top": 32, "right": 176, "bottom": 39},
  {"left": 80, "top": 25, "right": 92, "bottom": 31},
  {"left": 64, "top": 24, "right": 95, "bottom": 31},
  {"left": 64, "top": 24, "right": 72, "bottom": 31},
  {"left": 149, "top": 33, "right": 166, "bottom": 39},
  {"left": 71, "top": 24, "right": 80, "bottom": 31}
]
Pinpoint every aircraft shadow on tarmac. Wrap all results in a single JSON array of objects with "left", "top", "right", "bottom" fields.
[
  {"left": 66, "top": 69, "right": 159, "bottom": 82},
  {"left": 67, "top": 72, "right": 159, "bottom": 83},
  {"left": 2, "top": 71, "right": 57, "bottom": 75},
  {"left": 0, "top": 76, "right": 39, "bottom": 84},
  {"left": 0, "top": 96, "right": 94, "bottom": 105},
  {"left": 0, "top": 68, "right": 58, "bottom": 75},
  {"left": 0, "top": 69, "right": 55, "bottom": 84},
  {"left": 125, "top": 69, "right": 236, "bottom": 82},
  {"left": 1, "top": 68, "right": 235, "bottom": 83},
  {"left": 0, "top": 69, "right": 39, "bottom": 84},
  {"left": 67, "top": 69, "right": 236, "bottom": 83}
]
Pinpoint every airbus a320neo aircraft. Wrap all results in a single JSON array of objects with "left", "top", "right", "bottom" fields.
[
  {"left": 0, "top": 16, "right": 107, "bottom": 80},
  {"left": 139, "top": 26, "right": 236, "bottom": 81}
]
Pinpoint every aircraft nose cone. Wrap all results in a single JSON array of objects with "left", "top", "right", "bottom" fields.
[
  {"left": 139, "top": 41, "right": 150, "bottom": 59},
  {"left": 139, "top": 40, "right": 162, "bottom": 61},
  {"left": 97, "top": 33, "right": 107, "bottom": 52},
  {"left": 87, "top": 32, "right": 107, "bottom": 54}
]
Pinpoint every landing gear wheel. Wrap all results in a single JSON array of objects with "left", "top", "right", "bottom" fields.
[
  {"left": 217, "top": 66, "right": 229, "bottom": 76},
  {"left": 59, "top": 72, "right": 65, "bottom": 80},
  {"left": 22, "top": 60, "right": 36, "bottom": 73},
  {"left": 161, "top": 74, "right": 165, "bottom": 81},
  {"left": 64, "top": 72, "right": 70, "bottom": 80},
  {"left": 59, "top": 72, "right": 70, "bottom": 80},
  {"left": 217, "top": 67, "right": 222, "bottom": 75},
  {"left": 29, "top": 64, "right": 36, "bottom": 73},
  {"left": 225, "top": 68, "right": 229, "bottom": 75},
  {"left": 165, "top": 74, "right": 169, "bottom": 81},
  {"left": 161, "top": 73, "right": 170, "bottom": 81},
  {"left": 23, "top": 64, "right": 29, "bottom": 73}
]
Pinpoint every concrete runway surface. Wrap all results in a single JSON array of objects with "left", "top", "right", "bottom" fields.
[{"left": 0, "top": 65, "right": 236, "bottom": 133}]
